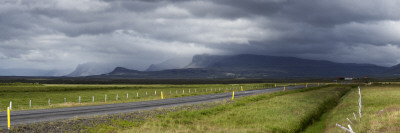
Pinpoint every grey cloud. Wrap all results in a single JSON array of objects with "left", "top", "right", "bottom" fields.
[{"left": 1, "top": 0, "right": 400, "bottom": 76}]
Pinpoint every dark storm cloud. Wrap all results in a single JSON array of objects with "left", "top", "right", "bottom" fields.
[{"left": 1, "top": 0, "right": 400, "bottom": 76}]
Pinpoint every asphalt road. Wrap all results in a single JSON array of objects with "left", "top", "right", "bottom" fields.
[{"left": 0, "top": 85, "right": 311, "bottom": 127}]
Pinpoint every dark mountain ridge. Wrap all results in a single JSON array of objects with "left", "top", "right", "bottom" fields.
[{"left": 98, "top": 54, "right": 389, "bottom": 78}]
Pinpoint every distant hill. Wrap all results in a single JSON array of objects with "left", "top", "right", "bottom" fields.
[
  {"left": 66, "top": 62, "right": 115, "bottom": 77},
  {"left": 184, "top": 54, "right": 229, "bottom": 68},
  {"left": 146, "top": 57, "right": 191, "bottom": 71},
  {"left": 382, "top": 64, "right": 400, "bottom": 76},
  {"left": 97, "top": 54, "right": 388, "bottom": 78}
]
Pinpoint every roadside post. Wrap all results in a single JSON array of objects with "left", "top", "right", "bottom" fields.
[
  {"left": 232, "top": 91, "right": 235, "bottom": 100},
  {"left": 7, "top": 107, "right": 11, "bottom": 130},
  {"left": 161, "top": 91, "right": 164, "bottom": 99}
]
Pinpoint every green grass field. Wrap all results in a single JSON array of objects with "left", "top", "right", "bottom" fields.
[
  {"left": 0, "top": 83, "right": 293, "bottom": 111},
  {"left": 304, "top": 84, "right": 400, "bottom": 133},
  {"left": 114, "top": 85, "right": 352, "bottom": 133}
]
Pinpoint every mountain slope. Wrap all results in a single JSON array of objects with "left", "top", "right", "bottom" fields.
[
  {"left": 146, "top": 57, "right": 191, "bottom": 71},
  {"left": 99, "top": 54, "right": 388, "bottom": 78},
  {"left": 66, "top": 62, "right": 115, "bottom": 77},
  {"left": 382, "top": 64, "right": 400, "bottom": 76}
]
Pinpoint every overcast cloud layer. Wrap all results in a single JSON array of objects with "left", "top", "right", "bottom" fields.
[{"left": 1, "top": 0, "right": 400, "bottom": 76}]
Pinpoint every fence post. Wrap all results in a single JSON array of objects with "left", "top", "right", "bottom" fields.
[
  {"left": 116, "top": 94, "right": 118, "bottom": 100},
  {"left": 79, "top": 96, "right": 81, "bottom": 104},
  {"left": 29, "top": 100, "right": 31, "bottom": 108},
  {"left": 105, "top": 94, "right": 107, "bottom": 102},
  {"left": 48, "top": 98, "right": 50, "bottom": 105},
  {"left": 92, "top": 96, "right": 94, "bottom": 102},
  {"left": 10, "top": 101, "right": 12, "bottom": 110},
  {"left": 64, "top": 98, "right": 66, "bottom": 104},
  {"left": 127, "top": 93, "right": 129, "bottom": 99}
]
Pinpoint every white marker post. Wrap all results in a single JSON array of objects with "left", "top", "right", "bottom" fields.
[
  {"left": 79, "top": 96, "right": 81, "bottom": 104},
  {"left": 116, "top": 94, "right": 118, "bottom": 100},
  {"left": 48, "top": 98, "right": 50, "bottom": 105},
  {"left": 346, "top": 118, "right": 353, "bottom": 125},
  {"left": 92, "top": 96, "right": 94, "bottom": 102},
  {"left": 10, "top": 101, "right": 12, "bottom": 110},
  {"left": 105, "top": 95, "right": 107, "bottom": 102},
  {"left": 170, "top": 90, "right": 171, "bottom": 94},
  {"left": 189, "top": 89, "right": 191, "bottom": 93},
  {"left": 195, "top": 89, "right": 197, "bottom": 93},
  {"left": 127, "top": 93, "right": 129, "bottom": 99},
  {"left": 183, "top": 90, "right": 185, "bottom": 94},
  {"left": 358, "top": 86, "right": 362, "bottom": 118},
  {"left": 155, "top": 90, "right": 157, "bottom": 95},
  {"left": 29, "top": 100, "right": 31, "bottom": 108},
  {"left": 64, "top": 98, "right": 66, "bottom": 104},
  {"left": 137, "top": 92, "right": 139, "bottom": 97},
  {"left": 336, "top": 123, "right": 355, "bottom": 133},
  {"left": 146, "top": 91, "right": 148, "bottom": 96}
]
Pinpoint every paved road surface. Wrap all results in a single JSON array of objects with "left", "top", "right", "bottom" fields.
[{"left": 0, "top": 85, "right": 311, "bottom": 127}]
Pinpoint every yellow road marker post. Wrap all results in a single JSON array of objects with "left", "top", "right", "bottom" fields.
[
  {"left": 283, "top": 86, "right": 285, "bottom": 92},
  {"left": 241, "top": 86, "right": 243, "bottom": 91},
  {"left": 232, "top": 91, "right": 235, "bottom": 100},
  {"left": 306, "top": 83, "right": 308, "bottom": 88},
  {"left": 161, "top": 91, "right": 164, "bottom": 99},
  {"left": 7, "top": 107, "right": 11, "bottom": 130}
]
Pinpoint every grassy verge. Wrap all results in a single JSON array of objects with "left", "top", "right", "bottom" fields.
[
  {"left": 120, "top": 85, "right": 351, "bottom": 133},
  {"left": 306, "top": 84, "right": 400, "bottom": 133},
  {"left": 0, "top": 83, "right": 285, "bottom": 111},
  {"left": 1, "top": 101, "right": 226, "bottom": 133}
]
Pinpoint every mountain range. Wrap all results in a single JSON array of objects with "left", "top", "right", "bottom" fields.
[{"left": 86, "top": 54, "right": 397, "bottom": 78}]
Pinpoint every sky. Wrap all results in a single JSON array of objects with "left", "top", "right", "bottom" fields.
[{"left": 1, "top": 0, "right": 400, "bottom": 76}]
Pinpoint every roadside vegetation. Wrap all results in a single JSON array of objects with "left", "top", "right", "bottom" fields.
[
  {"left": 1, "top": 83, "right": 333, "bottom": 133},
  {"left": 304, "top": 84, "right": 400, "bottom": 133},
  {"left": 0, "top": 83, "right": 293, "bottom": 111},
  {"left": 120, "top": 85, "right": 352, "bottom": 133}
]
